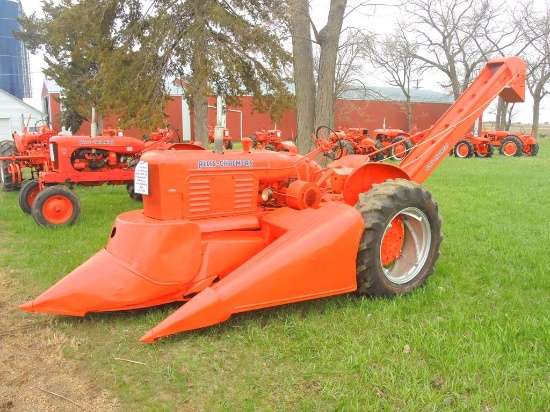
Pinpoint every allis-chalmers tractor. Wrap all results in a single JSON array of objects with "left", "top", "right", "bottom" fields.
[
  {"left": 249, "top": 128, "right": 297, "bottom": 152},
  {"left": 2, "top": 124, "right": 187, "bottom": 226},
  {"left": 21, "top": 57, "right": 526, "bottom": 342},
  {"left": 454, "top": 129, "right": 539, "bottom": 158}
]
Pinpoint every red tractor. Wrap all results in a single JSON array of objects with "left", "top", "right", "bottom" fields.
[
  {"left": 454, "top": 130, "right": 538, "bottom": 158},
  {"left": 20, "top": 57, "right": 527, "bottom": 342},
  {"left": 13, "top": 124, "right": 193, "bottom": 227},
  {"left": 208, "top": 125, "right": 233, "bottom": 149},
  {"left": 249, "top": 128, "right": 297, "bottom": 152},
  {"left": 330, "top": 127, "right": 384, "bottom": 161},
  {"left": 0, "top": 120, "right": 57, "bottom": 191},
  {"left": 453, "top": 132, "right": 494, "bottom": 158},
  {"left": 481, "top": 130, "right": 538, "bottom": 156}
]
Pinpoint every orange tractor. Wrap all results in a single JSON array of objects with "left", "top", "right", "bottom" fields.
[
  {"left": 372, "top": 126, "right": 426, "bottom": 160},
  {"left": 0, "top": 120, "right": 57, "bottom": 191},
  {"left": 21, "top": 57, "right": 526, "bottom": 342},
  {"left": 207, "top": 125, "right": 233, "bottom": 149},
  {"left": 330, "top": 127, "right": 385, "bottom": 161},
  {"left": 454, "top": 129, "right": 538, "bottom": 158},
  {"left": 249, "top": 128, "right": 297, "bottom": 152},
  {"left": 3, "top": 124, "right": 188, "bottom": 226}
]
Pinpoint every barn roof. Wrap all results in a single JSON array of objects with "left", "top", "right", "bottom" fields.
[{"left": 340, "top": 86, "right": 454, "bottom": 104}]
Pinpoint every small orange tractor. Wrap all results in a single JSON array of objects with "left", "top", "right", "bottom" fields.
[
  {"left": 2, "top": 124, "right": 190, "bottom": 226},
  {"left": 454, "top": 129, "right": 538, "bottom": 158},
  {"left": 372, "top": 126, "right": 424, "bottom": 160},
  {"left": 208, "top": 125, "right": 233, "bottom": 149},
  {"left": 21, "top": 57, "right": 526, "bottom": 342},
  {"left": 481, "top": 130, "right": 538, "bottom": 156},
  {"left": 249, "top": 128, "right": 297, "bottom": 152},
  {"left": 330, "top": 127, "right": 385, "bottom": 161},
  {"left": 453, "top": 133, "right": 493, "bottom": 158},
  {"left": 0, "top": 120, "right": 57, "bottom": 191}
]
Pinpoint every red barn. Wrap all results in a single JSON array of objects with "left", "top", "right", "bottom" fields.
[{"left": 42, "top": 79, "right": 453, "bottom": 143}]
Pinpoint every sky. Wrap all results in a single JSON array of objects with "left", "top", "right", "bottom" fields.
[{"left": 18, "top": 0, "right": 544, "bottom": 124}]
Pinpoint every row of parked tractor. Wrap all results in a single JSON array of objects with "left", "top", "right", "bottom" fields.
[
  {"left": 240, "top": 125, "right": 540, "bottom": 160},
  {"left": 0, "top": 116, "right": 540, "bottom": 228}
]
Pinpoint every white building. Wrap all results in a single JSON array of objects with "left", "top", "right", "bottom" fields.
[{"left": 0, "top": 88, "right": 47, "bottom": 141}]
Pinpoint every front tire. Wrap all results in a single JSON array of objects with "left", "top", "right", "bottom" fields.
[
  {"left": 355, "top": 179, "right": 443, "bottom": 297},
  {"left": 454, "top": 139, "right": 475, "bottom": 158},
  {"left": 19, "top": 179, "right": 40, "bottom": 214},
  {"left": 31, "top": 185, "right": 81, "bottom": 227}
]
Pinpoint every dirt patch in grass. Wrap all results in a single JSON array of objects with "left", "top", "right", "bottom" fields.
[{"left": 0, "top": 269, "right": 120, "bottom": 412}]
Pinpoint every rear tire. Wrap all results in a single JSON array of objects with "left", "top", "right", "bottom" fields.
[
  {"left": 126, "top": 183, "right": 143, "bottom": 202},
  {"left": 454, "top": 139, "right": 475, "bottom": 158},
  {"left": 265, "top": 144, "right": 276, "bottom": 151},
  {"left": 224, "top": 140, "right": 233, "bottom": 150},
  {"left": 370, "top": 140, "right": 385, "bottom": 162},
  {"left": 250, "top": 135, "right": 259, "bottom": 148},
  {"left": 0, "top": 140, "right": 21, "bottom": 191},
  {"left": 31, "top": 185, "right": 81, "bottom": 227},
  {"left": 331, "top": 140, "right": 354, "bottom": 158},
  {"left": 389, "top": 136, "right": 413, "bottom": 160},
  {"left": 354, "top": 179, "right": 443, "bottom": 297},
  {"left": 499, "top": 136, "right": 523, "bottom": 156},
  {"left": 19, "top": 179, "right": 40, "bottom": 214}
]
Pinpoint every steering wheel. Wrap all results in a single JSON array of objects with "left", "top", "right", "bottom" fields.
[
  {"left": 34, "top": 119, "right": 51, "bottom": 130},
  {"left": 167, "top": 123, "right": 181, "bottom": 143},
  {"left": 315, "top": 126, "right": 343, "bottom": 160}
]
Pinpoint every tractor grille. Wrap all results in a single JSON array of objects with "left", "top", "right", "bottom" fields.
[{"left": 184, "top": 173, "right": 258, "bottom": 218}]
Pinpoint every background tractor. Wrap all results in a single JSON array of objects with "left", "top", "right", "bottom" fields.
[
  {"left": 0, "top": 120, "right": 57, "bottom": 192},
  {"left": 453, "top": 132, "right": 493, "bottom": 158},
  {"left": 249, "top": 128, "right": 297, "bottom": 152},
  {"left": 329, "top": 127, "right": 384, "bottom": 161},
  {"left": 12, "top": 124, "right": 191, "bottom": 227},
  {"left": 21, "top": 57, "right": 527, "bottom": 342},
  {"left": 372, "top": 126, "right": 424, "bottom": 160},
  {"left": 481, "top": 130, "right": 538, "bottom": 156},
  {"left": 207, "top": 125, "right": 233, "bottom": 149}
]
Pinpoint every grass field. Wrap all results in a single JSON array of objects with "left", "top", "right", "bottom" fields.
[{"left": 1, "top": 139, "right": 549, "bottom": 411}]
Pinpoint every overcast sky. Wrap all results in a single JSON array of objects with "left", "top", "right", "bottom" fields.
[{"left": 19, "top": 0, "right": 543, "bottom": 124}]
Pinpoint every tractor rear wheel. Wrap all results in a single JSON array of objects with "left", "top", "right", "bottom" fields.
[
  {"left": 454, "top": 139, "right": 475, "bottom": 158},
  {"left": 250, "top": 135, "right": 259, "bottom": 148},
  {"left": 499, "top": 136, "right": 523, "bottom": 156},
  {"left": 224, "top": 139, "right": 233, "bottom": 150},
  {"left": 354, "top": 179, "right": 443, "bottom": 297},
  {"left": 265, "top": 144, "right": 277, "bottom": 151},
  {"left": 370, "top": 140, "right": 385, "bottom": 162},
  {"left": 389, "top": 136, "right": 413, "bottom": 160},
  {"left": 31, "top": 185, "right": 81, "bottom": 227},
  {"left": 0, "top": 140, "right": 21, "bottom": 191},
  {"left": 331, "top": 140, "right": 354, "bottom": 158},
  {"left": 19, "top": 179, "right": 40, "bottom": 214}
]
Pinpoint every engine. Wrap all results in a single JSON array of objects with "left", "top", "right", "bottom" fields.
[{"left": 48, "top": 134, "right": 146, "bottom": 173}]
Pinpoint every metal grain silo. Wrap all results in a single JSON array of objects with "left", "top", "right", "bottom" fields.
[{"left": 0, "top": 0, "right": 31, "bottom": 99}]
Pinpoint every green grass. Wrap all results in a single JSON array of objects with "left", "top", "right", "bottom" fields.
[{"left": 1, "top": 140, "right": 549, "bottom": 411}]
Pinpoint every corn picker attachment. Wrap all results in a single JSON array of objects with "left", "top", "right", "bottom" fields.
[{"left": 21, "top": 57, "right": 526, "bottom": 342}]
